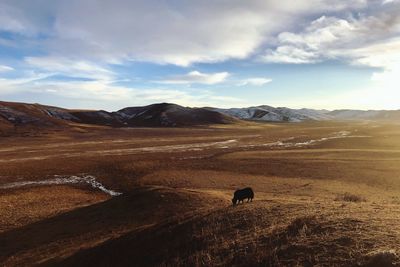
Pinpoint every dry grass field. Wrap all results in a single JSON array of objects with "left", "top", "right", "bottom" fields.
[{"left": 1, "top": 120, "right": 400, "bottom": 266}]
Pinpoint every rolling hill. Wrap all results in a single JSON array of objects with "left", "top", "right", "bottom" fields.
[
  {"left": 0, "top": 101, "right": 237, "bottom": 131},
  {"left": 116, "top": 103, "right": 237, "bottom": 127}
]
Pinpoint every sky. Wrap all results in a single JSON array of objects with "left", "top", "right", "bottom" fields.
[{"left": 0, "top": 0, "right": 399, "bottom": 111}]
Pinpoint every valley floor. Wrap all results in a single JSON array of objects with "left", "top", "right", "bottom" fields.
[{"left": 1, "top": 121, "right": 400, "bottom": 266}]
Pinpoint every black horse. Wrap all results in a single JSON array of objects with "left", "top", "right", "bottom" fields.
[{"left": 232, "top": 187, "right": 254, "bottom": 206}]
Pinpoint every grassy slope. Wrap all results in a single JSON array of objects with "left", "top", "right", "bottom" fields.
[
  {"left": 0, "top": 187, "right": 226, "bottom": 266},
  {"left": 52, "top": 187, "right": 400, "bottom": 267}
]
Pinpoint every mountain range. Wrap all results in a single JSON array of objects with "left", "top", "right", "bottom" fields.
[
  {"left": 210, "top": 106, "right": 332, "bottom": 122},
  {"left": 0, "top": 101, "right": 399, "bottom": 132},
  {"left": 0, "top": 101, "right": 236, "bottom": 130},
  {"left": 212, "top": 106, "right": 400, "bottom": 122}
]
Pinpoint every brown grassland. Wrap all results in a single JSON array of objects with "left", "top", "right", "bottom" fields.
[{"left": 1, "top": 120, "right": 400, "bottom": 266}]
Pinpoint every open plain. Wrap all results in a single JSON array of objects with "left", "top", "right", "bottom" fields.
[{"left": 1, "top": 120, "right": 400, "bottom": 266}]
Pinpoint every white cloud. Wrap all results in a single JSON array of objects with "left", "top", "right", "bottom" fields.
[
  {"left": 261, "top": 13, "right": 400, "bottom": 70},
  {"left": 2, "top": 0, "right": 399, "bottom": 110},
  {"left": 0, "top": 65, "right": 14, "bottom": 72},
  {"left": 352, "top": 38, "right": 400, "bottom": 97},
  {"left": 351, "top": 38, "right": 400, "bottom": 69},
  {"left": 0, "top": 78, "right": 246, "bottom": 110},
  {"left": 159, "top": 71, "right": 229, "bottom": 85},
  {"left": 259, "top": 10, "right": 400, "bottom": 104},
  {"left": 25, "top": 56, "right": 114, "bottom": 81},
  {"left": 0, "top": 0, "right": 371, "bottom": 66},
  {"left": 0, "top": 71, "right": 52, "bottom": 95},
  {"left": 49, "top": 1, "right": 270, "bottom": 66},
  {"left": 237, "top": 78, "right": 272, "bottom": 86},
  {"left": 0, "top": 1, "right": 55, "bottom": 35},
  {"left": 263, "top": 46, "right": 320, "bottom": 64},
  {"left": 262, "top": 16, "right": 358, "bottom": 63},
  {"left": 0, "top": 3, "right": 27, "bottom": 33},
  {"left": 383, "top": 0, "right": 398, "bottom": 4}
]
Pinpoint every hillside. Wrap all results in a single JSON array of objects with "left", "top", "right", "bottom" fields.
[
  {"left": 48, "top": 186, "right": 400, "bottom": 267},
  {"left": 0, "top": 101, "right": 70, "bottom": 127},
  {"left": 0, "top": 101, "right": 237, "bottom": 133}
]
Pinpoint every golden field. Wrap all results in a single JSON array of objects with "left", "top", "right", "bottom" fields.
[{"left": 1, "top": 120, "right": 400, "bottom": 266}]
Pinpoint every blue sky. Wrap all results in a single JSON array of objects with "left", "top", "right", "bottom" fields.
[{"left": 0, "top": 0, "right": 399, "bottom": 110}]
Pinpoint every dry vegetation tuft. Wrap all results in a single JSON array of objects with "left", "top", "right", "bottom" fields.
[
  {"left": 361, "top": 249, "right": 399, "bottom": 267},
  {"left": 286, "top": 215, "right": 318, "bottom": 237},
  {"left": 335, "top": 192, "right": 366, "bottom": 203}
]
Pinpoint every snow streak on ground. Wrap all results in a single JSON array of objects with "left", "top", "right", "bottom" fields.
[
  {"left": 261, "top": 131, "right": 366, "bottom": 148},
  {"left": 0, "top": 175, "right": 122, "bottom": 196},
  {"left": 0, "top": 139, "right": 239, "bottom": 162},
  {"left": 0, "top": 132, "right": 371, "bottom": 163}
]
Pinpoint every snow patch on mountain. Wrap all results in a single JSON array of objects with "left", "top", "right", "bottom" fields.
[
  {"left": 0, "top": 105, "right": 40, "bottom": 124},
  {"left": 44, "top": 107, "right": 79, "bottom": 121},
  {"left": 211, "top": 106, "right": 332, "bottom": 122}
]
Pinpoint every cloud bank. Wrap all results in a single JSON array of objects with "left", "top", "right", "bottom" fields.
[{"left": 0, "top": 0, "right": 399, "bottom": 109}]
